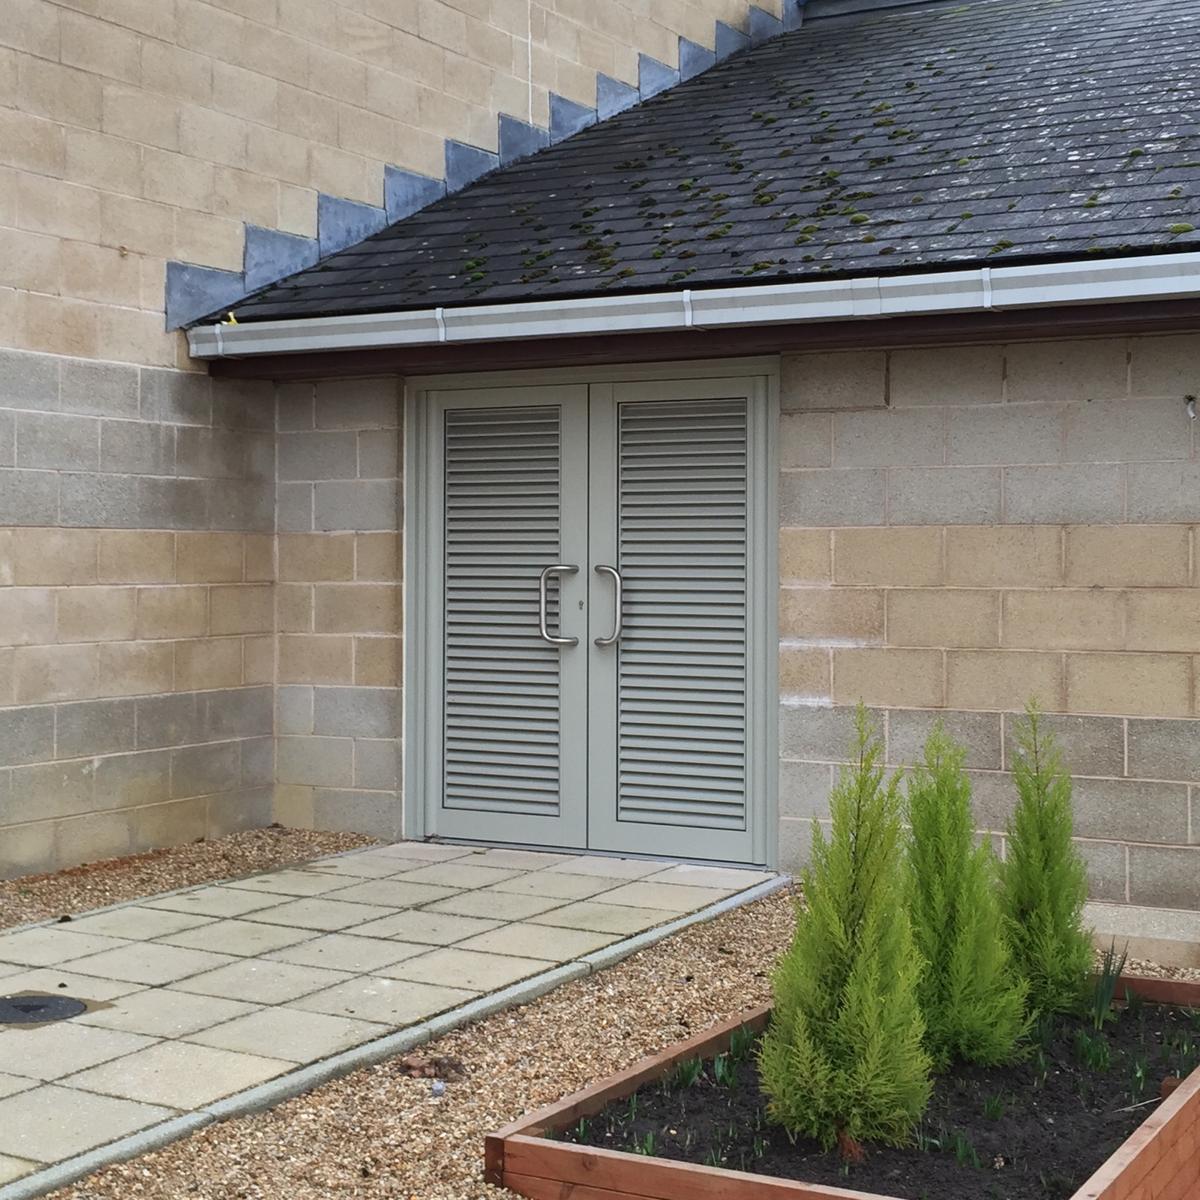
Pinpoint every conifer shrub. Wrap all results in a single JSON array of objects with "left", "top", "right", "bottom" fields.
[
  {"left": 999, "top": 702, "right": 1093, "bottom": 1016},
  {"left": 905, "top": 724, "right": 1027, "bottom": 1067},
  {"left": 760, "top": 706, "right": 931, "bottom": 1159}
]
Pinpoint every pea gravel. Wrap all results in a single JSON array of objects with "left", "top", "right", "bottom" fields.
[{"left": 0, "top": 827, "right": 377, "bottom": 931}]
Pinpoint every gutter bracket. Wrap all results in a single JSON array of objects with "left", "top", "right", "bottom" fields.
[
  {"left": 435, "top": 307, "right": 447, "bottom": 342},
  {"left": 980, "top": 266, "right": 995, "bottom": 311}
]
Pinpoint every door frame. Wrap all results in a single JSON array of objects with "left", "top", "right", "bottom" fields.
[{"left": 403, "top": 357, "right": 781, "bottom": 867}]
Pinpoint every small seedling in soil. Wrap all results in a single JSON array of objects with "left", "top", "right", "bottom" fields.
[
  {"left": 632, "top": 1131, "right": 656, "bottom": 1156},
  {"left": 1130, "top": 1056, "right": 1148, "bottom": 1100},
  {"left": 1072, "top": 1029, "right": 1110, "bottom": 1072},
  {"left": 712, "top": 1053, "right": 737, "bottom": 1088},
  {"left": 729, "top": 1024, "right": 756, "bottom": 1062},
  {"left": 667, "top": 1057, "right": 703, "bottom": 1090},
  {"left": 951, "top": 1131, "right": 981, "bottom": 1168},
  {"left": 982, "top": 1092, "right": 1006, "bottom": 1120},
  {"left": 1090, "top": 941, "right": 1129, "bottom": 1030}
]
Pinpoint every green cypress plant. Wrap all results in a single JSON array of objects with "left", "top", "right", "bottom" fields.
[
  {"left": 760, "top": 706, "right": 931, "bottom": 1160},
  {"left": 905, "top": 724, "right": 1027, "bottom": 1067},
  {"left": 999, "top": 702, "right": 1092, "bottom": 1016}
]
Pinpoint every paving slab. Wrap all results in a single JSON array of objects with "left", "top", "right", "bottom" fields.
[
  {"left": 527, "top": 900, "right": 679, "bottom": 934},
  {"left": 320, "top": 879, "right": 461, "bottom": 909},
  {"left": 0, "top": 1085, "right": 173, "bottom": 1163},
  {"left": 301, "top": 855, "right": 426, "bottom": 879},
  {"left": 157, "top": 919, "right": 314, "bottom": 957},
  {"left": 486, "top": 872, "right": 625, "bottom": 900},
  {"left": 0, "top": 1073, "right": 36, "bottom": 1100},
  {"left": 144, "top": 886, "right": 282, "bottom": 919},
  {"left": 245, "top": 897, "right": 396, "bottom": 932},
  {"left": 456, "top": 922, "right": 618, "bottom": 961},
  {"left": 66, "top": 1041, "right": 292, "bottom": 1109},
  {"left": 63, "top": 908, "right": 215, "bottom": 941},
  {"left": 397, "top": 862, "right": 525, "bottom": 889},
  {"left": 229, "top": 870, "right": 352, "bottom": 897},
  {"left": 596, "top": 881, "right": 733, "bottom": 911},
  {"left": 75, "top": 990, "right": 260, "bottom": 1039},
  {"left": 546, "top": 855, "right": 665, "bottom": 879},
  {"left": 264, "top": 933, "right": 430, "bottom": 973},
  {"left": 383, "top": 947, "right": 555, "bottom": 991},
  {"left": 187, "top": 1007, "right": 386, "bottom": 1062},
  {"left": 170, "top": 958, "right": 352, "bottom": 1005},
  {"left": 67, "top": 942, "right": 238, "bottom": 986},
  {"left": 0, "top": 967, "right": 143, "bottom": 1002},
  {"left": 0, "top": 927, "right": 130, "bottom": 967},
  {"left": 425, "top": 890, "right": 565, "bottom": 921},
  {"left": 457, "top": 848, "right": 573, "bottom": 870},
  {"left": 0, "top": 1023, "right": 155, "bottom": 1083},
  {"left": 350, "top": 909, "right": 504, "bottom": 945},
  {"left": 0, "top": 1154, "right": 39, "bottom": 1185},
  {"left": 352, "top": 843, "right": 474, "bottom": 863},
  {"left": 289, "top": 975, "right": 477, "bottom": 1025},
  {"left": 644, "top": 864, "right": 777, "bottom": 890}
]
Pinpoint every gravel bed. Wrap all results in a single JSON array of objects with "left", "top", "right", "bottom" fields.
[
  {"left": 54, "top": 888, "right": 799, "bottom": 1200},
  {"left": 0, "top": 827, "right": 377, "bottom": 931}
]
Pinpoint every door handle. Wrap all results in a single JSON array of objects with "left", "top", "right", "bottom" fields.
[
  {"left": 594, "top": 565, "right": 623, "bottom": 647},
  {"left": 538, "top": 565, "right": 579, "bottom": 646}
]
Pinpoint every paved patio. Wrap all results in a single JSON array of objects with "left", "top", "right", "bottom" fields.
[{"left": 0, "top": 842, "right": 776, "bottom": 1189}]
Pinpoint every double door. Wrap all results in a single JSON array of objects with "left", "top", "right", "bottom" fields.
[{"left": 419, "top": 376, "right": 770, "bottom": 865}]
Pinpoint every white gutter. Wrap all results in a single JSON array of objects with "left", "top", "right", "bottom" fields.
[{"left": 186, "top": 251, "right": 1200, "bottom": 360}]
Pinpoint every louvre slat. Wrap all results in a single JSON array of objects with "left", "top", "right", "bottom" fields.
[
  {"left": 616, "top": 397, "right": 748, "bottom": 830},
  {"left": 443, "top": 405, "right": 562, "bottom": 818}
]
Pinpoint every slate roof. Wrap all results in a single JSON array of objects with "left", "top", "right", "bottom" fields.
[{"left": 229, "top": 0, "right": 1200, "bottom": 324}]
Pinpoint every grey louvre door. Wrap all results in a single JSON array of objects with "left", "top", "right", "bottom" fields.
[
  {"left": 427, "top": 386, "right": 590, "bottom": 849},
  {"left": 585, "top": 380, "right": 768, "bottom": 864}
]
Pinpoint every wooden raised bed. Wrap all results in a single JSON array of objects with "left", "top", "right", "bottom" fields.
[{"left": 486, "top": 976, "right": 1200, "bottom": 1200}]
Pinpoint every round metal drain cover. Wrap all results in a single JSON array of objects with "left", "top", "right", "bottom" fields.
[{"left": 0, "top": 993, "right": 88, "bottom": 1024}]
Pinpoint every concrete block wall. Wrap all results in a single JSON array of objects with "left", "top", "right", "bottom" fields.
[
  {"left": 0, "top": 347, "right": 275, "bottom": 877},
  {"left": 778, "top": 332, "right": 1200, "bottom": 911},
  {"left": 1, "top": 0, "right": 786, "bottom": 364},
  {"left": 273, "top": 376, "right": 402, "bottom": 842}
]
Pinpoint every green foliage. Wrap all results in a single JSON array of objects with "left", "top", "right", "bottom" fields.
[
  {"left": 759, "top": 706, "right": 931, "bottom": 1156},
  {"left": 905, "top": 725, "right": 1027, "bottom": 1067},
  {"left": 999, "top": 703, "right": 1093, "bottom": 1016},
  {"left": 1090, "top": 941, "right": 1129, "bottom": 1030}
]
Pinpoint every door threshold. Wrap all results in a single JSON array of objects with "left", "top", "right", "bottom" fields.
[{"left": 429, "top": 835, "right": 768, "bottom": 872}]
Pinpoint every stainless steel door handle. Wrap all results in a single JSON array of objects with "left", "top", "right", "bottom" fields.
[
  {"left": 538, "top": 564, "right": 579, "bottom": 646},
  {"left": 594, "top": 564, "right": 623, "bottom": 647}
]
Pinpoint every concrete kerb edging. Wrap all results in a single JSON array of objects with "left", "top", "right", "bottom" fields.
[{"left": 0, "top": 874, "right": 791, "bottom": 1200}]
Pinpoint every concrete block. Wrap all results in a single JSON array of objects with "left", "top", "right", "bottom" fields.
[
  {"left": 0, "top": 348, "right": 59, "bottom": 412},
  {"left": 1002, "top": 711, "right": 1125, "bottom": 777},
  {"left": 946, "top": 404, "right": 1062, "bottom": 466},
  {"left": 277, "top": 686, "right": 314, "bottom": 735},
  {"left": 316, "top": 194, "right": 388, "bottom": 257},
  {"left": 57, "top": 586, "right": 138, "bottom": 643},
  {"left": 1066, "top": 652, "right": 1192, "bottom": 718},
  {"left": 93, "top": 748, "right": 172, "bottom": 810},
  {"left": 60, "top": 359, "right": 139, "bottom": 418},
  {"left": 10, "top": 759, "right": 96, "bottom": 821},
  {"left": 145, "top": 477, "right": 211, "bottom": 531},
  {"left": 779, "top": 702, "right": 883, "bottom": 762},
  {"left": 279, "top": 533, "right": 354, "bottom": 582},
  {"left": 313, "top": 379, "right": 398, "bottom": 430},
  {"left": 946, "top": 650, "right": 1064, "bottom": 712},
  {"left": 1065, "top": 525, "right": 1189, "bottom": 587},
  {"left": 277, "top": 383, "right": 314, "bottom": 431},
  {"left": 888, "top": 588, "right": 998, "bottom": 648},
  {"left": 779, "top": 759, "right": 833, "bottom": 820},
  {"left": 1006, "top": 339, "right": 1128, "bottom": 403},
  {"left": 99, "top": 531, "right": 175, "bottom": 584},
  {"left": 59, "top": 473, "right": 142, "bottom": 528},
  {"left": 0, "top": 468, "right": 59, "bottom": 525},
  {"left": 0, "top": 587, "right": 56, "bottom": 645},
  {"left": 945, "top": 525, "right": 1062, "bottom": 587},
  {"left": 211, "top": 379, "right": 274, "bottom": 431},
  {"left": 1064, "top": 396, "right": 1189, "bottom": 464},
  {"left": 277, "top": 735, "right": 354, "bottom": 787},
  {"left": 1126, "top": 462, "right": 1200, "bottom": 522},
  {"left": 209, "top": 786, "right": 273, "bottom": 835},
  {"left": 1126, "top": 589, "right": 1200, "bottom": 652},
  {"left": 207, "top": 479, "right": 274, "bottom": 533},
  {"left": 55, "top": 697, "right": 137, "bottom": 760},
  {"left": 383, "top": 166, "right": 445, "bottom": 222},
  {"left": 277, "top": 483, "right": 313, "bottom": 532},
  {"left": 638, "top": 54, "right": 677, "bottom": 100},
  {"left": 443, "top": 140, "right": 498, "bottom": 193},
  {"left": 1128, "top": 844, "right": 1200, "bottom": 909},
  {"left": 354, "top": 534, "right": 397, "bottom": 580},
  {"left": 354, "top": 738, "right": 398, "bottom": 790},
  {"left": 278, "top": 634, "right": 354, "bottom": 684},
  {"left": 165, "top": 261, "right": 245, "bottom": 330},
  {"left": 175, "top": 636, "right": 243, "bottom": 692},
  {"left": 139, "top": 368, "right": 211, "bottom": 426},
  {"left": 779, "top": 529, "right": 830, "bottom": 583},
  {"left": 889, "top": 466, "right": 1001, "bottom": 525},
  {"left": 358, "top": 429, "right": 398, "bottom": 478},
  {"left": 55, "top": 807, "right": 133, "bottom": 866},
  {"left": 1077, "top": 842, "right": 1127, "bottom": 904},
  {"left": 176, "top": 427, "right": 247, "bottom": 480},
  {"left": 100, "top": 421, "right": 175, "bottom": 475},
  {"left": 713, "top": 21, "right": 749, "bottom": 60},
  {"left": 887, "top": 708, "right": 1003, "bottom": 771},
  {"left": 497, "top": 115, "right": 549, "bottom": 165},
  {"left": 0, "top": 704, "right": 56, "bottom": 766},
  {"left": 548, "top": 94, "right": 595, "bottom": 143},
  {"left": 1003, "top": 464, "right": 1123, "bottom": 524},
  {"left": 889, "top": 345, "right": 1004, "bottom": 406},
  {"left": 15, "top": 411, "right": 99, "bottom": 472},
  {"left": 314, "top": 584, "right": 398, "bottom": 635},
  {"left": 778, "top": 642, "right": 829, "bottom": 698},
  {"left": 779, "top": 412, "right": 831, "bottom": 468},
  {"left": 136, "top": 586, "right": 207, "bottom": 640},
  {"left": 279, "top": 431, "right": 358, "bottom": 481},
  {"left": 833, "top": 409, "right": 943, "bottom": 468},
  {"left": 779, "top": 586, "right": 883, "bottom": 641},
  {"left": 1127, "top": 718, "right": 1200, "bottom": 781},
  {"left": 0, "top": 815, "right": 54, "bottom": 878},
  {"left": 1001, "top": 589, "right": 1124, "bottom": 651},
  {"left": 99, "top": 640, "right": 174, "bottom": 698},
  {"left": 832, "top": 527, "right": 942, "bottom": 586},
  {"left": 314, "top": 480, "right": 398, "bottom": 532},
  {"left": 354, "top": 635, "right": 399, "bottom": 686},
  {"left": 779, "top": 468, "right": 885, "bottom": 526},
  {"left": 131, "top": 796, "right": 208, "bottom": 851},
  {"left": 1073, "top": 777, "right": 1188, "bottom": 844},
  {"left": 240, "top": 737, "right": 274, "bottom": 789},
  {"left": 781, "top": 351, "right": 885, "bottom": 412},
  {"left": 312, "top": 686, "right": 398, "bottom": 738},
  {"left": 311, "top": 787, "right": 401, "bottom": 840},
  {"left": 243, "top": 225, "right": 318, "bottom": 292},
  {"left": 0, "top": 411, "right": 13, "bottom": 466},
  {"left": 595, "top": 73, "right": 638, "bottom": 120},
  {"left": 832, "top": 647, "right": 943, "bottom": 708},
  {"left": 135, "top": 692, "right": 204, "bottom": 749},
  {"left": 170, "top": 740, "right": 241, "bottom": 798},
  {"left": 14, "top": 643, "right": 99, "bottom": 704},
  {"left": 1129, "top": 332, "right": 1200, "bottom": 397},
  {"left": 678, "top": 38, "right": 715, "bottom": 81},
  {"left": 203, "top": 687, "right": 273, "bottom": 740}
]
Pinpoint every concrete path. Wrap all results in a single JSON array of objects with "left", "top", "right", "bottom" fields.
[{"left": 0, "top": 842, "right": 780, "bottom": 1195}]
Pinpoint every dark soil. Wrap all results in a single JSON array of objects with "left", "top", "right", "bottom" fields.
[{"left": 559, "top": 1002, "right": 1200, "bottom": 1200}]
